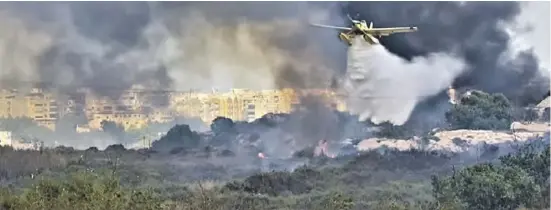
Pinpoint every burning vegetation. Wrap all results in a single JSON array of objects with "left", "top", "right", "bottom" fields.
[{"left": 0, "top": 89, "right": 549, "bottom": 210}]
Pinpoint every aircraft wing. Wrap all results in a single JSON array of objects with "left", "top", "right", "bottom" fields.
[
  {"left": 309, "top": 23, "right": 352, "bottom": 31},
  {"left": 367, "top": 27, "right": 418, "bottom": 36}
]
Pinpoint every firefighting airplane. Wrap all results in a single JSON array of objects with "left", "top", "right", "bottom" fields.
[{"left": 310, "top": 14, "right": 418, "bottom": 46}]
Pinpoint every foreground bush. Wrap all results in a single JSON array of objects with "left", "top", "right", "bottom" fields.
[
  {"left": 0, "top": 171, "right": 162, "bottom": 210},
  {"left": 431, "top": 143, "right": 550, "bottom": 210},
  {"left": 0, "top": 146, "right": 68, "bottom": 182}
]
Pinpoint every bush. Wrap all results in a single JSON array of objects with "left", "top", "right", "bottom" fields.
[
  {"left": 105, "top": 144, "right": 126, "bottom": 152},
  {"left": 446, "top": 90, "right": 513, "bottom": 130},
  {"left": 0, "top": 171, "right": 162, "bottom": 210},
  {"left": 1, "top": 132, "right": 547, "bottom": 210},
  {"left": 431, "top": 143, "right": 550, "bottom": 209},
  {"left": 225, "top": 169, "right": 316, "bottom": 196},
  {"left": 375, "top": 122, "right": 411, "bottom": 139}
]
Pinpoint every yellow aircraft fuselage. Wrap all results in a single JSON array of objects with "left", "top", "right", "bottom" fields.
[{"left": 338, "top": 21, "right": 379, "bottom": 46}]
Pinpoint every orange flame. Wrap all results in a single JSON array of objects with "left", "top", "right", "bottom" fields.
[{"left": 447, "top": 86, "right": 457, "bottom": 104}]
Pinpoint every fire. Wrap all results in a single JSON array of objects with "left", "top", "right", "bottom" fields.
[
  {"left": 314, "top": 139, "right": 335, "bottom": 158},
  {"left": 258, "top": 152, "right": 266, "bottom": 159},
  {"left": 447, "top": 86, "right": 457, "bottom": 104}
]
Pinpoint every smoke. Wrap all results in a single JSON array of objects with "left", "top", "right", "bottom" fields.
[
  {"left": 1, "top": 2, "right": 548, "bottom": 141},
  {"left": 507, "top": 2, "right": 550, "bottom": 73},
  {"left": 0, "top": 2, "right": 342, "bottom": 99},
  {"left": 0, "top": 10, "right": 52, "bottom": 89},
  {"left": 146, "top": 12, "right": 335, "bottom": 91},
  {"left": 343, "top": 2, "right": 550, "bottom": 106},
  {"left": 0, "top": 2, "right": 349, "bottom": 151},
  {"left": 343, "top": 37, "right": 466, "bottom": 125}
]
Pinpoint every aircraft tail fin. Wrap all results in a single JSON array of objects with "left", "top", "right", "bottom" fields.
[{"left": 369, "top": 22, "right": 373, "bottom": 29}]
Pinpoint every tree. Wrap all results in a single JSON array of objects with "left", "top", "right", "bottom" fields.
[
  {"left": 445, "top": 90, "right": 513, "bottom": 130},
  {"left": 151, "top": 124, "right": 201, "bottom": 153},
  {"left": 374, "top": 122, "right": 411, "bottom": 139},
  {"left": 210, "top": 117, "right": 236, "bottom": 135},
  {"left": 210, "top": 117, "right": 237, "bottom": 147}
]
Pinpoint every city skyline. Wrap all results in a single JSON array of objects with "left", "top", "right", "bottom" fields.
[{"left": 0, "top": 87, "right": 347, "bottom": 132}]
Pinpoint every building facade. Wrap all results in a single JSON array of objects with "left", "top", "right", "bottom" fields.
[{"left": 1, "top": 88, "right": 346, "bottom": 131}]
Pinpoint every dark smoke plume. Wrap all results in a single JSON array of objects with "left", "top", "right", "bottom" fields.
[{"left": 343, "top": 1, "right": 549, "bottom": 105}]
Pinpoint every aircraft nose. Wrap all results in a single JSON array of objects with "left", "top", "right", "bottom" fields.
[{"left": 410, "top": 27, "right": 417, "bottom": 30}]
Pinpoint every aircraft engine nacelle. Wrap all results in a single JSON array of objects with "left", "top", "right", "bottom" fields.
[{"left": 363, "top": 34, "right": 380, "bottom": 45}]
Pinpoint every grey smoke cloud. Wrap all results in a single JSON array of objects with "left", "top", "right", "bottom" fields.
[
  {"left": 0, "top": 10, "right": 52, "bottom": 89},
  {"left": 510, "top": 1, "right": 550, "bottom": 72},
  {"left": 0, "top": 2, "right": 342, "bottom": 99}
]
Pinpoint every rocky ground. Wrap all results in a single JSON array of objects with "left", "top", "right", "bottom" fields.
[{"left": 357, "top": 122, "right": 549, "bottom": 154}]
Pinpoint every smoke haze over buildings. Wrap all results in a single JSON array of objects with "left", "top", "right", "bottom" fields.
[
  {"left": 0, "top": 2, "right": 342, "bottom": 99},
  {"left": 0, "top": 1, "right": 548, "bottom": 128}
]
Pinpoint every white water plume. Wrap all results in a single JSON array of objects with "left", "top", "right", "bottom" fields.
[{"left": 342, "top": 37, "right": 467, "bottom": 125}]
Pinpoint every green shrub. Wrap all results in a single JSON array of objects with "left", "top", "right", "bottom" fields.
[
  {"left": 0, "top": 171, "right": 162, "bottom": 210},
  {"left": 445, "top": 90, "right": 513, "bottom": 130},
  {"left": 431, "top": 144, "right": 549, "bottom": 210}
]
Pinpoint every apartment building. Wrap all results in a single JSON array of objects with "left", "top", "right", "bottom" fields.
[
  {"left": 89, "top": 112, "right": 149, "bottom": 131},
  {"left": 26, "top": 89, "right": 59, "bottom": 130},
  {"left": 0, "top": 89, "right": 28, "bottom": 118},
  {"left": 59, "top": 91, "right": 86, "bottom": 117},
  {"left": 170, "top": 91, "right": 203, "bottom": 118},
  {"left": 1, "top": 87, "right": 346, "bottom": 131},
  {"left": 0, "top": 89, "right": 59, "bottom": 130},
  {"left": 168, "top": 88, "right": 310, "bottom": 123},
  {"left": 224, "top": 89, "right": 256, "bottom": 122},
  {"left": 149, "top": 109, "right": 175, "bottom": 123}
]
